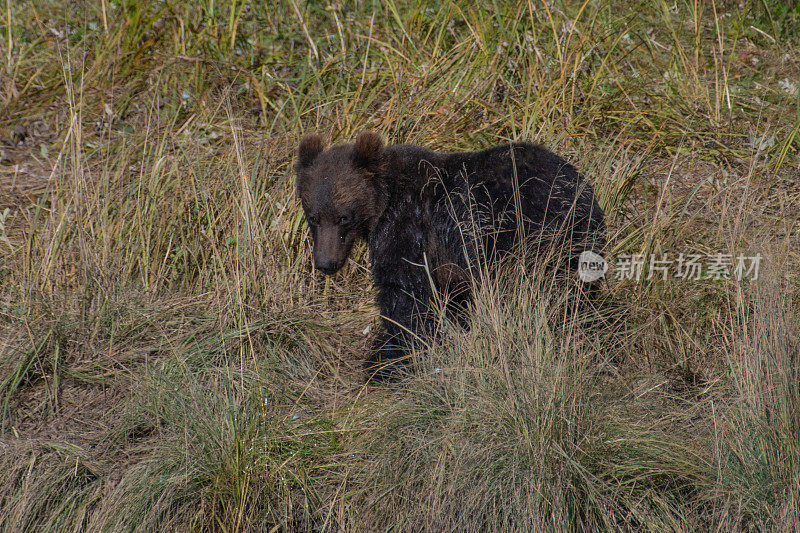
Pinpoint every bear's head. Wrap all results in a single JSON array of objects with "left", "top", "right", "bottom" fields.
[{"left": 294, "top": 131, "right": 387, "bottom": 275}]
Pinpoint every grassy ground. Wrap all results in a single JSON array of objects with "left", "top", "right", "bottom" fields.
[{"left": 1, "top": 0, "right": 799, "bottom": 530}]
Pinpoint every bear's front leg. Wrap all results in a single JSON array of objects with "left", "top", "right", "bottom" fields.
[
  {"left": 366, "top": 281, "right": 435, "bottom": 380},
  {"left": 366, "top": 214, "right": 437, "bottom": 380}
]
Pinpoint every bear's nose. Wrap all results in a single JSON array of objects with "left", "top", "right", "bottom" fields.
[{"left": 315, "top": 260, "right": 341, "bottom": 275}]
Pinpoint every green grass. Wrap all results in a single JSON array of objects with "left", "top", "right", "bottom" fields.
[{"left": 1, "top": 0, "right": 799, "bottom": 530}]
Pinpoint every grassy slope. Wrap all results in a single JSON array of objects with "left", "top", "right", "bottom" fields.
[{"left": 0, "top": 0, "right": 798, "bottom": 530}]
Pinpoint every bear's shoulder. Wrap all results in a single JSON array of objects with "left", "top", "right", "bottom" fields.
[{"left": 385, "top": 144, "right": 439, "bottom": 168}]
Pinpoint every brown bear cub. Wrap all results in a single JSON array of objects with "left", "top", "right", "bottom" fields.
[{"left": 295, "top": 131, "right": 605, "bottom": 379}]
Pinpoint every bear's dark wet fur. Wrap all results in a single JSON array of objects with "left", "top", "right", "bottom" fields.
[{"left": 295, "top": 131, "right": 606, "bottom": 379}]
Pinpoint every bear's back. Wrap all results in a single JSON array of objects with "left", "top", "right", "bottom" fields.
[
  {"left": 435, "top": 143, "right": 604, "bottom": 257},
  {"left": 374, "top": 141, "right": 604, "bottom": 277}
]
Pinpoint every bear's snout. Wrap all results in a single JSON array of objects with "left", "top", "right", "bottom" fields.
[
  {"left": 315, "top": 259, "right": 342, "bottom": 275},
  {"left": 312, "top": 225, "right": 348, "bottom": 275}
]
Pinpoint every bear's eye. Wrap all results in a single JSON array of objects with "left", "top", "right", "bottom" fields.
[
  {"left": 338, "top": 223, "right": 351, "bottom": 242},
  {"left": 307, "top": 215, "right": 319, "bottom": 226},
  {"left": 338, "top": 214, "right": 352, "bottom": 227}
]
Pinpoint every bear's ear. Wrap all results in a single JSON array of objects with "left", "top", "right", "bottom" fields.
[
  {"left": 297, "top": 134, "right": 326, "bottom": 168},
  {"left": 353, "top": 131, "right": 384, "bottom": 169}
]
